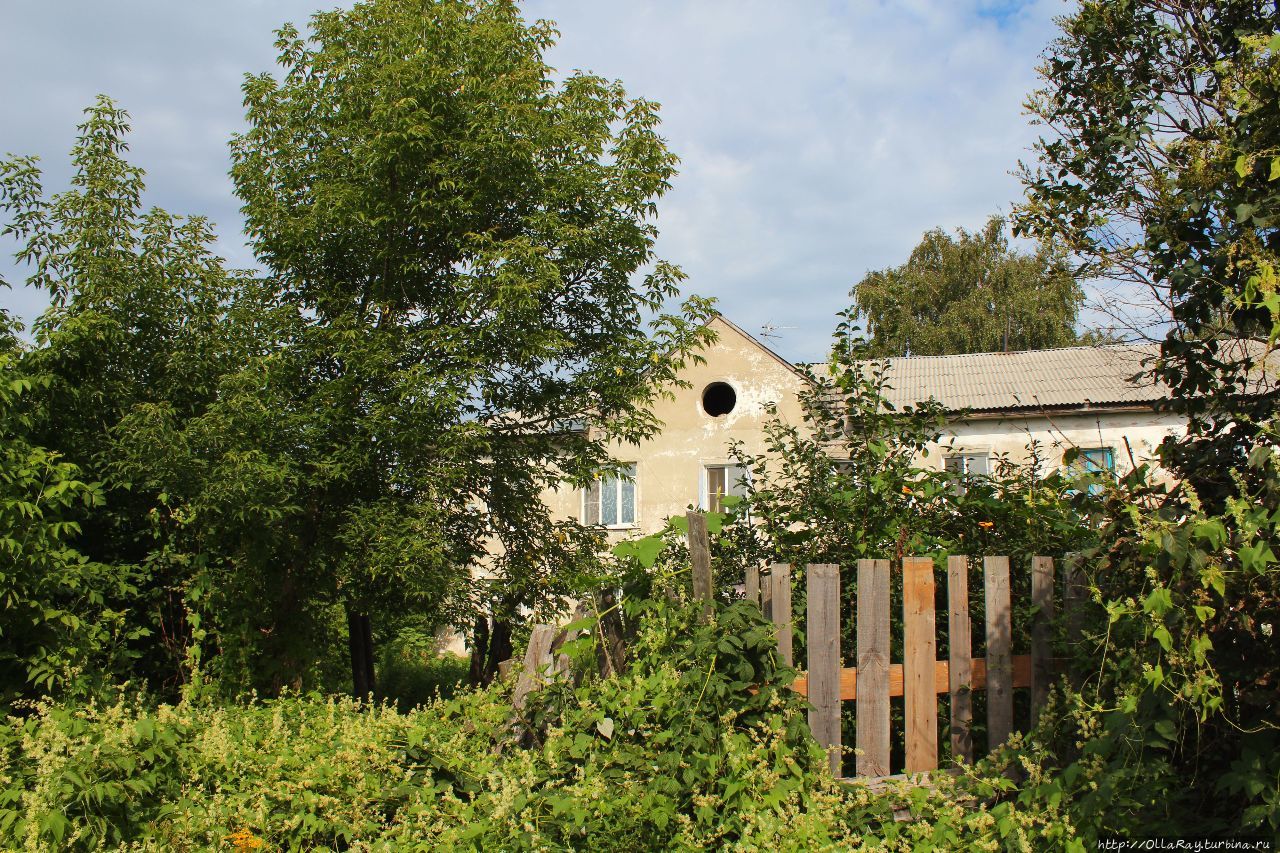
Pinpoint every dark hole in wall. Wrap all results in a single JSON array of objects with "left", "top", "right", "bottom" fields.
[{"left": 702, "top": 382, "right": 736, "bottom": 416}]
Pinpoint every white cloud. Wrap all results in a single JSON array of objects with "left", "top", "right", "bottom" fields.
[{"left": 1, "top": 0, "right": 1067, "bottom": 361}]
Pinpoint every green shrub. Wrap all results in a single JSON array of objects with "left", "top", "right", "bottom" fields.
[{"left": 0, "top": 595, "right": 1077, "bottom": 851}]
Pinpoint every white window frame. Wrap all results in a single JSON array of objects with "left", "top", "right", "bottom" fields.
[
  {"left": 701, "top": 463, "right": 750, "bottom": 513},
  {"left": 582, "top": 464, "right": 637, "bottom": 528},
  {"left": 944, "top": 452, "right": 990, "bottom": 477},
  {"left": 944, "top": 451, "right": 990, "bottom": 495}
]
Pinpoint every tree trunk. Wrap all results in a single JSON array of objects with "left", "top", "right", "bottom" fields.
[
  {"left": 484, "top": 618, "right": 513, "bottom": 684},
  {"left": 468, "top": 615, "right": 490, "bottom": 686},
  {"left": 347, "top": 607, "right": 375, "bottom": 699}
]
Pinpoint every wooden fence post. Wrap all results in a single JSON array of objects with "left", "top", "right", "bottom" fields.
[
  {"left": 984, "top": 556, "right": 1013, "bottom": 750},
  {"left": 947, "top": 555, "right": 974, "bottom": 764},
  {"left": 807, "top": 564, "right": 842, "bottom": 777},
  {"left": 770, "top": 563, "right": 793, "bottom": 667},
  {"left": 856, "top": 558, "right": 891, "bottom": 777},
  {"left": 745, "top": 565, "right": 761, "bottom": 608},
  {"left": 1031, "top": 556, "right": 1055, "bottom": 724},
  {"left": 687, "top": 511, "right": 714, "bottom": 622},
  {"left": 1063, "top": 552, "right": 1086, "bottom": 648},
  {"left": 903, "top": 557, "right": 938, "bottom": 773},
  {"left": 513, "top": 625, "right": 557, "bottom": 711},
  {"left": 761, "top": 567, "right": 773, "bottom": 621}
]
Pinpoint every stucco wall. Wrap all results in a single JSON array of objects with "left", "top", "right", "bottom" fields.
[
  {"left": 931, "top": 408, "right": 1187, "bottom": 475},
  {"left": 541, "top": 316, "right": 809, "bottom": 539}
]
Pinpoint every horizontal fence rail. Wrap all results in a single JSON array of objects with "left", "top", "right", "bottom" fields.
[
  {"left": 740, "top": 541, "right": 1068, "bottom": 780},
  {"left": 505, "top": 512, "right": 1075, "bottom": 787}
]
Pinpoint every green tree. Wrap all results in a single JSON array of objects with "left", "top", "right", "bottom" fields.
[
  {"left": 0, "top": 308, "right": 139, "bottom": 703},
  {"left": 223, "top": 0, "right": 713, "bottom": 690},
  {"left": 1, "top": 99, "right": 267, "bottom": 696},
  {"left": 1016, "top": 0, "right": 1280, "bottom": 498},
  {"left": 847, "top": 216, "right": 1085, "bottom": 357}
]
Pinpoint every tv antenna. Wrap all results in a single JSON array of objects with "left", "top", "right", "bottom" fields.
[{"left": 759, "top": 322, "right": 795, "bottom": 342}]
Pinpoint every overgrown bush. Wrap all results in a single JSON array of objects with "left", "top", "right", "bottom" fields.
[{"left": 1, "top": 592, "right": 1082, "bottom": 851}]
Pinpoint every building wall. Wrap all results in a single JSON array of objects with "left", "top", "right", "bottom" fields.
[
  {"left": 931, "top": 409, "right": 1187, "bottom": 476},
  {"left": 540, "top": 316, "right": 809, "bottom": 540}
]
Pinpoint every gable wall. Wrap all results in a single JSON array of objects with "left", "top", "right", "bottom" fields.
[{"left": 541, "top": 316, "right": 808, "bottom": 538}]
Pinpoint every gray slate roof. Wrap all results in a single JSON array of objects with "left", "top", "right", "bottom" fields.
[{"left": 864, "top": 344, "right": 1168, "bottom": 414}]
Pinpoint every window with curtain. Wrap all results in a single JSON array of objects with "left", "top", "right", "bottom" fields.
[{"left": 583, "top": 464, "right": 637, "bottom": 527}]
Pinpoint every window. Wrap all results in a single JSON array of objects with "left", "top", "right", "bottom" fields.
[
  {"left": 944, "top": 452, "right": 989, "bottom": 495},
  {"left": 705, "top": 464, "right": 749, "bottom": 513},
  {"left": 944, "top": 453, "right": 990, "bottom": 477},
  {"left": 702, "top": 382, "right": 737, "bottom": 417},
  {"left": 1068, "top": 447, "right": 1116, "bottom": 495},
  {"left": 583, "top": 464, "right": 636, "bottom": 527},
  {"left": 1077, "top": 447, "right": 1116, "bottom": 474}
]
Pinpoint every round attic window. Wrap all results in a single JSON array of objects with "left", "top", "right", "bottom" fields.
[{"left": 702, "top": 382, "right": 737, "bottom": 417}]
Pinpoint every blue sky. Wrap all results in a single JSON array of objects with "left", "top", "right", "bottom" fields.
[{"left": 0, "top": 0, "right": 1068, "bottom": 363}]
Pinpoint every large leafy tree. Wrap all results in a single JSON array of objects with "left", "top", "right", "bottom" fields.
[
  {"left": 1004, "top": 1, "right": 1280, "bottom": 837},
  {"left": 0, "top": 100, "right": 270, "bottom": 695},
  {"left": 225, "top": 0, "right": 713, "bottom": 689},
  {"left": 847, "top": 216, "right": 1085, "bottom": 357},
  {"left": 1016, "top": 0, "right": 1279, "bottom": 499}
]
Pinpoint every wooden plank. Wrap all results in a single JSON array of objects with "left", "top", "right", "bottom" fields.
[
  {"left": 856, "top": 558, "right": 891, "bottom": 778},
  {"left": 687, "top": 511, "right": 714, "bottom": 622},
  {"left": 984, "top": 556, "right": 1013, "bottom": 750},
  {"left": 903, "top": 557, "right": 939, "bottom": 773},
  {"left": 770, "top": 563, "right": 793, "bottom": 667},
  {"left": 1063, "top": 552, "right": 1086, "bottom": 648},
  {"left": 745, "top": 564, "right": 761, "bottom": 608},
  {"left": 513, "top": 625, "right": 556, "bottom": 710},
  {"left": 1031, "top": 556, "right": 1056, "bottom": 724},
  {"left": 947, "top": 555, "right": 974, "bottom": 764},
  {"left": 792, "top": 654, "right": 1038, "bottom": 700},
  {"left": 807, "top": 564, "right": 842, "bottom": 777},
  {"left": 761, "top": 567, "right": 773, "bottom": 622}
]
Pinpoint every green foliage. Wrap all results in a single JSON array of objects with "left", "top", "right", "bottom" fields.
[
  {"left": 0, "top": 0, "right": 715, "bottom": 698},
  {"left": 724, "top": 340, "right": 1098, "bottom": 581},
  {"left": 376, "top": 620, "right": 469, "bottom": 711},
  {"left": 1016, "top": 0, "right": 1280, "bottom": 500},
  {"left": 847, "top": 216, "right": 1086, "bottom": 357},
  {"left": 0, "top": 594, "right": 1076, "bottom": 851},
  {"left": 1008, "top": 4, "right": 1280, "bottom": 838},
  {"left": 224, "top": 0, "right": 716, "bottom": 685},
  {"left": 0, "top": 313, "right": 140, "bottom": 703}
]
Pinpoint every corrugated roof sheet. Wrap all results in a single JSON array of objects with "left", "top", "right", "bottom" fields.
[{"left": 860, "top": 344, "right": 1169, "bottom": 413}]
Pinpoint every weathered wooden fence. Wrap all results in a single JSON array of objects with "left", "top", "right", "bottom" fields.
[
  {"left": 508, "top": 510, "right": 1081, "bottom": 784},
  {"left": 739, "top": 553, "right": 1074, "bottom": 780}
]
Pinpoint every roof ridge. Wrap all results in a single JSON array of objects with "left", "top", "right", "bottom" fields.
[{"left": 867, "top": 342, "right": 1158, "bottom": 363}]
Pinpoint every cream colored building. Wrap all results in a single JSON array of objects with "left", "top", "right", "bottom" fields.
[
  {"left": 541, "top": 327, "right": 1186, "bottom": 539},
  {"left": 872, "top": 344, "right": 1186, "bottom": 479},
  {"left": 539, "top": 315, "right": 809, "bottom": 539}
]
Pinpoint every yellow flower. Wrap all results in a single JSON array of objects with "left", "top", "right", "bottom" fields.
[
  {"left": 901, "top": 486, "right": 912, "bottom": 494},
  {"left": 226, "top": 829, "right": 266, "bottom": 851},
  {"left": 978, "top": 521, "right": 994, "bottom": 530}
]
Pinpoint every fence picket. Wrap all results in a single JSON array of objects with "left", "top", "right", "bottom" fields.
[
  {"left": 807, "top": 564, "right": 842, "bottom": 777},
  {"left": 947, "top": 555, "right": 974, "bottom": 764},
  {"left": 687, "top": 512, "right": 713, "bottom": 622},
  {"left": 1031, "top": 556, "right": 1055, "bottom": 724},
  {"left": 761, "top": 567, "right": 773, "bottom": 621},
  {"left": 984, "top": 556, "right": 1013, "bottom": 749},
  {"left": 770, "top": 563, "right": 793, "bottom": 667},
  {"left": 745, "top": 564, "right": 761, "bottom": 607},
  {"left": 903, "top": 557, "right": 938, "bottom": 773},
  {"left": 856, "top": 558, "right": 891, "bottom": 777}
]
